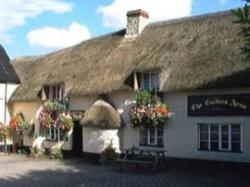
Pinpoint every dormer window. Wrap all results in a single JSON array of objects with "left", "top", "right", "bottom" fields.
[
  {"left": 42, "top": 83, "right": 64, "bottom": 101},
  {"left": 140, "top": 72, "right": 159, "bottom": 92}
]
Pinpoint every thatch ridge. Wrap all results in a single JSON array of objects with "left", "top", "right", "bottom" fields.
[
  {"left": 11, "top": 9, "right": 248, "bottom": 101},
  {"left": 0, "top": 44, "right": 20, "bottom": 84},
  {"left": 80, "top": 99, "right": 121, "bottom": 129}
]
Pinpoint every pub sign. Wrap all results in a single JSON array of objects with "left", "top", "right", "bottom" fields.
[{"left": 188, "top": 94, "right": 250, "bottom": 116}]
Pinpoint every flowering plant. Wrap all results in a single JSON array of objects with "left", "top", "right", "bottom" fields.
[
  {"left": 9, "top": 113, "right": 34, "bottom": 136},
  {"left": 38, "top": 101, "right": 73, "bottom": 131},
  {"left": 0, "top": 123, "right": 10, "bottom": 141},
  {"left": 130, "top": 91, "right": 171, "bottom": 128}
]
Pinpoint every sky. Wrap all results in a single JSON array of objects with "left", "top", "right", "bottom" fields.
[{"left": 0, "top": 0, "right": 245, "bottom": 59}]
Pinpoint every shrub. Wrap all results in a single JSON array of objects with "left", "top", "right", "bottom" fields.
[
  {"left": 49, "top": 146, "right": 63, "bottom": 159},
  {"left": 100, "top": 146, "right": 118, "bottom": 165}
]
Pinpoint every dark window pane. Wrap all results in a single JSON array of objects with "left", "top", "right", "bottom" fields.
[
  {"left": 199, "top": 124, "right": 208, "bottom": 132},
  {"left": 221, "top": 125, "right": 229, "bottom": 133},
  {"left": 157, "top": 127, "right": 163, "bottom": 137},
  {"left": 53, "top": 86, "right": 56, "bottom": 99},
  {"left": 151, "top": 73, "right": 159, "bottom": 92},
  {"left": 157, "top": 138, "right": 163, "bottom": 146},
  {"left": 140, "top": 128, "right": 148, "bottom": 145},
  {"left": 231, "top": 125, "right": 240, "bottom": 133},
  {"left": 143, "top": 73, "right": 150, "bottom": 91},
  {"left": 200, "top": 141, "right": 208, "bottom": 150},
  {"left": 232, "top": 143, "right": 241, "bottom": 152},
  {"left": 222, "top": 133, "right": 229, "bottom": 141},
  {"left": 222, "top": 142, "right": 229, "bottom": 149},
  {"left": 211, "top": 142, "right": 219, "bottom": 151},
  {"left": 200, "top": 133, "right": 208, "bottom": 140},
  {"left": 210, "top": 124, "right": 219, "bottom": 133},
  {"left": 211, "top": 133, "right": 219, "bottom": 141},
  {"left": 232, "top": 133, "right": 241, "bottom": 141}
]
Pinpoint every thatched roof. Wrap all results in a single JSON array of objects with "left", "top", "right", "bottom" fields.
[
  {"left": 0, "top": 45, "right": 20, "bottom": 84},
  {"left": 80, "top": 100, "right": 121, "bottom": 129},
  {"left": 11, "top": 10, "right": 248, "bottom": 101}
]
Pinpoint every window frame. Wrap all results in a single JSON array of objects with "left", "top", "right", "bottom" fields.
[
  {"left": 140, "top": 72, "right": 159, "bottom": 92},
  {"left": 140, "top": 126, "right": 164, "bottom": 147},
  {"left": 198, "top": 123, "right": 242, "bottom": 153},
  {"left": 48, "top": 84, "right": 64, "bottom": 101},
  {"left": 46, "top": 126, "right": 58, "bottom": 141},
  {"left": 45, "top": 127, "right": 68, "bottom": 142}
]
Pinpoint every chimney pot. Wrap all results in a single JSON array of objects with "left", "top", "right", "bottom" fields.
[{"left": 125, "top": 9, "right": 149, "bottom": 38}]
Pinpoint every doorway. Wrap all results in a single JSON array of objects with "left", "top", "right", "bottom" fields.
[{"left": 72, "top": 121, "right": 83, "bottom": 157}]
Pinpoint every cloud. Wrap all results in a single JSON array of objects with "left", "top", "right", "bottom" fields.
[
  {"left": 27, "top": 22, "right": 91, "bottom": 49},
  {"left": 97, "top": 0, "right": 193, "bottom": 28},
  {"left": 0, "top": 0, "right": 73, "bottom": 43}
]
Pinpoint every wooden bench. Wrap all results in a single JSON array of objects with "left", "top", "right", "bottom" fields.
[{"left": 116, "top": 147, "right": 167, "bottom": 172}]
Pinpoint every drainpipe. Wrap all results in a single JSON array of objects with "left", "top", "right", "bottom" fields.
[
  {"left": 4, "top": 83, "right": 7, "bottom": 153},
  {"left": 4, "top": 83, "right": 7, "bottom": 124}
]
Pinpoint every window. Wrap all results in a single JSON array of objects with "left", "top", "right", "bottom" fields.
[
  {"left": 43, "top": 84, "right": 64, "bottom": 101},
  {"left": 46, "top": 127, "right": 58, "bottom": 141},
  {"left": 198, "top": 123, "right": 241, "bottom": 152},
  {"left": 140, "top": 127, "right": 163, "bottom": 147},
  {"left": 140, "top": 72, "right": 159, "bottom": 92},
  {"left": 45, "top": 127, "right": 67, "bottom": 141}
]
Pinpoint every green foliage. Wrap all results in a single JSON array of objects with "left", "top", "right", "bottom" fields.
[
  {"left": 9, "top": 113, "right": 35, "bottom": 137},
  {"left": 232, "top": 1, "right": 250, "bottom": 59},
  {"left": 100, "top": 146, "right": 118, "bottom": 165},
  {"left": 49, "top": 146, "right": 63, "bottom": 159},
  {"left": 58, "top": 113, "right": 74, "bottom": 130},
  {"left": 135, "top": 90, "right": 159, "bottom": 105},
  {"left": 135, "top": 90, "right": 152, "bottom": 105},
  {"left": 30, "top": 146, "right": 45, "bottom": 158},
  {"left": 0, "top": 123, "right": 10, "bottom": 141}
]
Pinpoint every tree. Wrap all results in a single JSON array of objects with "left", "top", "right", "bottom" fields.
[{"left": 232, "top": 0, "right": 250, "bottom": 59}]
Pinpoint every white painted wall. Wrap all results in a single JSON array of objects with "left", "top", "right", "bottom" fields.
[
  {"left": 164, "top": 88, "right": 250, "bottom": 163},
  {"left": 12, "top": 87, "right": 250, "bottom": 162},
  {"left": 107, "top": 91, "right": 137, "bottom": 150},
  {"left": 13, "top": 102, "right": 41, "bottom": 146},
  {"left": 0, "top": 83, "right": 18, "bottom": 124},
  {"left": 107, "top": 88, "right": 250, "bottom": 163},
  {"left": 82, "top": 127, "right": 120, "bottom": 153},
  {"left": 70, "top": 96, "right": 98, "bottom": 111}
]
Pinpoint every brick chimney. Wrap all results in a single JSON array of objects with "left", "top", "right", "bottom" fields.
[{"left": 125, "top": 9, "right": 149, "bottom": 38}]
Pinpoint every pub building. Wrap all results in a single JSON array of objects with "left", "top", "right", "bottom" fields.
[{"left": 10, "top": 9, "right": 250, "bottom": 163}]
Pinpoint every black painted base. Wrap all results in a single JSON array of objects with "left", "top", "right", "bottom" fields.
[{"left": 0, "top": 145, "right": 12, "bottom": 153}]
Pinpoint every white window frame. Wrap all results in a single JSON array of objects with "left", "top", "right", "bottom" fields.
[
  {"left": 48, "top": 84, "right": 64, "bottom": 101},
  {"left": 45, "top": 127, "right": 69, "bottom": 142},
  {"left": 140, "top": 72, "right": 159, "bottom": 92},
  {"left": 46, "top": 127, "right": 60, "bottom": 141},
  {"left": 140, "top": 127, "right": 163, "bottom": 147},
  {"left": 198, "top": 123, "right": 242, "bottom": 152}
]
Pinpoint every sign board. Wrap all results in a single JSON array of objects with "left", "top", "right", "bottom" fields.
[{"left": 188, "top": 94, "right": 250, "bottom": 116}]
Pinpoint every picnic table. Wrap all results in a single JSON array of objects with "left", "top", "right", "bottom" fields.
[{"left": 116, "top": 147, "right": 167, "bottom": 172}]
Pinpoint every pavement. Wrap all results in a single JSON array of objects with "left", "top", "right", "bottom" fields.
[{"left": 0, "top": 155, "right": 249, "bottom": 187}]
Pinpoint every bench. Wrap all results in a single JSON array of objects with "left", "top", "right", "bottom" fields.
[{"left": 116, "top": 147, "right": 167, "bottom": 172}]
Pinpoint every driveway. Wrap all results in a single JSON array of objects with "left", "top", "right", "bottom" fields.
[{"left": 0, "top": 155, "right": 249, "bottom": 187}]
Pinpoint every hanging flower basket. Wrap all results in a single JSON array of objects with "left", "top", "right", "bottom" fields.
[
  {"left": 9, "top": 113, "right": 35, "bottom": 137},
  {"left": 0, "top": 123, "right": 10, "bottom": 141},
  {"left": 38, "top": 101, "right": 73, "bottom": 131},
  {"left": 130, "top": 91, "right": 172, "bottom": 128}
]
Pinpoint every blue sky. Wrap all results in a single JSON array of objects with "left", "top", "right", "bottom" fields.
[{"left": 0, "top": 0, "right": 244, "bottom": 59}]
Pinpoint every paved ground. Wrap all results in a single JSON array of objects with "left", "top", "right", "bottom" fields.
[{"left": 0, "top": 155, "right": 250, "bottom": 187}]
